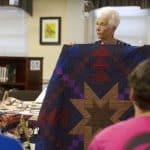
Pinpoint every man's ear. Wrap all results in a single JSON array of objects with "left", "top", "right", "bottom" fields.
[{"left": 129, "top": 88, "right": 135, "bottom": 101}]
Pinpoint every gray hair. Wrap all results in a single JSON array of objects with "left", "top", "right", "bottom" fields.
[{"left": 97, "top": 7, "right": 120, "bottom": 27}]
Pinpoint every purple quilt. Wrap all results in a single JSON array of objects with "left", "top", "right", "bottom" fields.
[{"left": 36, "top": 44, "right": 150, "bottom": 150}]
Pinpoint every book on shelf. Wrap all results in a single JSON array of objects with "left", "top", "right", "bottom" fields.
[
  {"left": 0, "top": 64, "right": 16, "bottom": 83},
  {"left": 0, "top": 66, "right": 8, "bottom": 82},
  {"left": 7, "top": 64, "right": 16, "bottom": 83}
]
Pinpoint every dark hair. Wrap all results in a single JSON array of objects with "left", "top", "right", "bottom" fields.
[{"left": 128, "top": 59, "right": 150, "bottom": 110}]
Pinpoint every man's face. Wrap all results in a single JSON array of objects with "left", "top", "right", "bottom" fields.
[{"left": 96, "top": 15, "right": 115, "bottom": 41}]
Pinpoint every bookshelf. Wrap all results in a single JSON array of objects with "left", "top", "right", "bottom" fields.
[{"left": 0, "top": 56, "right": 43, "bottom": 91}]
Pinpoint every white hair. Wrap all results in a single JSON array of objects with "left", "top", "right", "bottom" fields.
[{"left": 97, "top": 7, "right": 120, "bottom": 27}]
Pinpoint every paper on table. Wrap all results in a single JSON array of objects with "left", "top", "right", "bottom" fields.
[{"left": 35, "top": 87, "right": 47, "bottom": 103}]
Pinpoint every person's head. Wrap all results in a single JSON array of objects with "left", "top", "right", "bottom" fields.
[
  {"left": 128, "top": 59, "right": 150, "bottom": 113},
  {"left": 96, "top": 7, "right": 120, "bottom": 41}
]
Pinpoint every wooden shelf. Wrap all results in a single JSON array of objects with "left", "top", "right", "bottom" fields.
[
  {"left": 0, "top": 82, "right": 25, "bottom": 86},
  {"left": 0, "top": 56, "right": 43, "bottom": 91}
]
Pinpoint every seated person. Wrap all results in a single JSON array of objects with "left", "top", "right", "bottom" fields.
[
  {"left": 88, "top": 59, "right": 150, "bottom": 150},
  {"left": 0, "top": 134, "right": 23, "bottom": 150}
]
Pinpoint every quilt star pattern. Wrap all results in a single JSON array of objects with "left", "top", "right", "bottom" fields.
[{"left": 36, "top": 44, "right": 150, "bottom": 150}]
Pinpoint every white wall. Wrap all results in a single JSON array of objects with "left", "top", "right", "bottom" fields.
[
  {"left": 67, "top": 0, "right": 85, "bottom": 43},
  {"left": 27, "top": 0, "right": 68, "bottom": 82}
]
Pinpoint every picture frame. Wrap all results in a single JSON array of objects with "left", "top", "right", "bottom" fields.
[{"left": 40, "top": 17, "right": 61, "bottom": 45}]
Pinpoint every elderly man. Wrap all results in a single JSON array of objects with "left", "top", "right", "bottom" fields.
[
  {"left": 88, "top": 59, "right": 150, "bottom": 150},
  {"left": 95, "top": 7, "right": 129, "bottom": 45}
]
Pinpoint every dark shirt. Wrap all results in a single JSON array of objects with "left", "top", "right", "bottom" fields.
[{"left": 95, "top": 40, "right": 130, "bottom": 46}]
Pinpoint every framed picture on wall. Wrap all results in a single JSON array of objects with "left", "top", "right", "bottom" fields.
[{"left": 40, "top": 17, "right": 61, "bottom": 45}]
